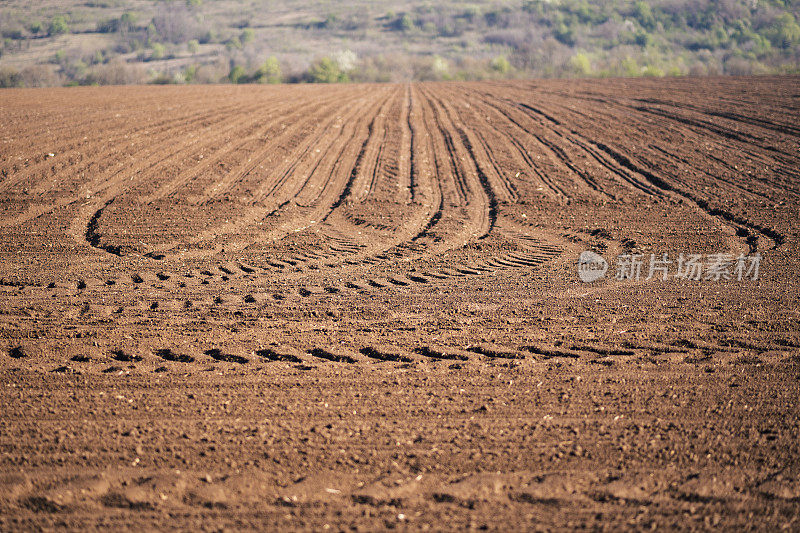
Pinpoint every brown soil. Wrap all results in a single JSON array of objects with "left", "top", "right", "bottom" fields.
[{"left": 1, "top": 77, "right": 799, "bottom": 530}]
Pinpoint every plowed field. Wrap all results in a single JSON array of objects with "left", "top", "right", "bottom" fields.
[{"left": 1, "top": 77, "right": 799, "bottom": 530}]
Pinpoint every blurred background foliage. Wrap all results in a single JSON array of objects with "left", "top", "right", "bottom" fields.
[{"left": 0, "top": 0, "right": 798, "bottom": 86}]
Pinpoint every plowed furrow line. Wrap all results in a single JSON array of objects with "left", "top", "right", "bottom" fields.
[
  {"left": 562, "top": 135, "right": 665, "bottom": 198},
  {"left": 631, "top": 107, "right": 800, "bottom": 189},
  {"left": 502, "top": 101, "right": 635, "bottom": 195},
  {"left": 424, "top": 88, "right": 498, "bottom": 236},
  {"left": 418, "top": 86, "right": 490, "bottom": 243},
  {"left": 647, "top": 145, "right": 781, "bottom": 202},
  {"left": 384, "top": 85, "right": 443, "bottom": 248},
  {"left": 69, "top": 102, "right": 312, "bottom": 252},
  {"left": 511, "top": 92, "right": 799, "bottom": 220},
  {"left": 405, "top": 85, "right": 423, "bottom": 205},
  {"left": 0, "top": 94, "right": 180, "bottom": 149},
  {"left": 504, "top": 134, "right": 565, "bottom": 199},
  {"left": 245, "top": 90, "right": 390, "bottom": 206},
  {"left": 416, "top": 90, "right": 466, "bottom": 208},
  {"left": 251, "top": 92, "right": 384, "bottom": 204},
  {"left": 366, "top": 87, "right": 460, "bottom": 259},
  {"left": 633, "top": 97, "right": 800, "bottom": 138},
  {"left": 589, "top": 140, "right": 785, "bottom": 251},
  {"left": 465, "top": 91, "right": 571, "bottom": 195},
  {"left": 470, "top": 92, "right": 601, "bottom": 198},
  {"left": 146, "top": 90, "right": 365, "bottom": 204},
  {"left": 388, "top": 93, "right": 445, "bottom": 250},
  {"left": 434, "top": 113, "right": 470, "bottom": 206},
  {"left": 536, "top": 93, "right": 800, "bottom": 198},
  {"left": 345, "top": 88, "right": 399, "bottom": 203},
  {"left": 478, "top": 85, "right": 785, "bottom": 252},
  {"left": 324, "top": 91, "right": 402, "bottom": 212},
  {"left": 258, "top": 92, "right": 398, "bottom": 260},
  {"left": 0, "top": 98, "right": 278, "bottom": 231},
  {"left": 301, "top": 91, "right": 396, "bottom": 209},
  {"left": 634, "top": 105, "right": 800, "bottom": 159},
  {"left": 186, "top": 91, "right": 393, "bottom": 257},
  {"left": 365, "top": 133, "right": 387, "bottom": 202},
  {"left": 444, "top": 87, "right": 520, "bottom": 203},
  {"left": 0, "top": 99, "right": 258, "bottom": 196},
  {"left": 473, "top": 129, "right": 519, "bottom": 202},
  {"left": 170, "top": 94, "right": 376, "bottom": 258},
  {"left": 455, "top": 87, "right": 587, "bottom": 200},
  {"left": 263, "top": 87, "right": 445, "bottom": 271},
  {"left": 290, "top": 93, "right": 392, "bottom": 207},
  {"left": 0, "top": 86, "right": 233, "bottom": 136},
  {"left": 703, "top": 151, "right": 800, "bottom": 196},
  {"left": 363, "top": 94, "right": 398, "bottom": 203},
  {"left": 396, "top": 84, "right": 414, "bottom": 204},
  {"left": 307, "top": 85, "right": 562, "bottom": 278},
  {"left": 637, "top": 98, "right": 800, "bottom": 137},
  {"left": 558, "top": 94, "right": 800, "bottom": 175},
  {"left": 144, "top": 103, "right": 319, "bottom": 202},
  {"left": 1, "top": 103, "right": 248, "bottom": 205},
  {"left": 486, "top": 94, "right": 664, "bottom": 198},
  {"left": 361, "top": 85, "right": 413, "bottom": 204}
]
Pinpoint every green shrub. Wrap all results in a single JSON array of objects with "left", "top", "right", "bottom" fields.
[
  {"left": 633, "top": 2, "right": 656, "bottom": 31},
  {"left": 642, "top": 65, "right": 664, "bottom": 77},
  {"left": 553, "top": 23, "right": 575, "bottom": 46},
  {"left": 490, "top": 56, "right": 511, "bottom": 74},
  {"left": 48, "top": 16, "right": 69, "bottom": 36},
  {"left": 150, "top": 72, "right": 176, "bottom": 84},
  {"left": 183, "top": 64, "right": 196, "bottom": 82},
  {"left": 150, "top": 42, "right": 166, "bottom": 60},
  {"left": 392, "top": 13, "right": 414, "bottom": 32},
  {"left": 751, "top": 34, "right": 772, "bottom": 56},
  {"left": 0, "top": 67, "right": 23, "bottom": 87},
  {"left": 2, "top": 28, "right": 24, "bottom": 40},
  {"left": 120, "top": 12, "right": 138, "bottom": 29},
  {"left": 634, "top": 30, "right": 651, "bottom": 47},
  {"left": 307, "top": 57, "right": 347, "bottom": 83},
  {"left": 570, "top": 52, "right": 592, "bottom": 76},
  {"left": 254, "top": 56, "right": 282, "bottom": 83},
  {"left": 228, "top": 65, "right": 247, "bottom": 83},
  {"left": 240, "top": 28, "right": 255, "bottom": 45},
  {"left": 763, "top": 13, "right": 800, "bottom": 49},
  {"left": 225, "top": 36, "right": 242, "bottom": 51},
  {"left": 621, "top": 57, "right": 639, "bottom": 77},
  {"left": 98, "top": 13, "right": 137, "bottom": 34}
]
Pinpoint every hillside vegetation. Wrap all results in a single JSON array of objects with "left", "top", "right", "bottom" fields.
[{"left": 0, "top": 0, "right": 799, "bottom": 86}]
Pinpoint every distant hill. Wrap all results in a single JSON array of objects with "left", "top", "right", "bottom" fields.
[{"left": 1, "top": 0, "right": 799, "bottom": 86}]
